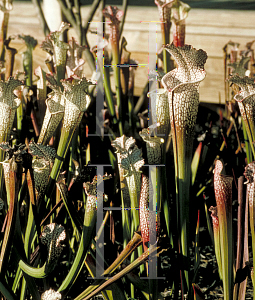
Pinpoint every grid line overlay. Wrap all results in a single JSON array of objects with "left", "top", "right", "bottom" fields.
[{"left": 87, "top": 22, "right": 166, "bottom": 280}]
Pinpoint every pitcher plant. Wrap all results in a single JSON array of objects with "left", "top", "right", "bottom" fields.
[{"left": 162, "top": 43, "right": 207, "bottom": 293}]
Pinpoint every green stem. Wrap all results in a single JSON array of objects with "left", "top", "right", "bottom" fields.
[
  {"left": 219, "top": 206, "right": 233, "bottom": 300},
  {"left": 12, "top": 265, "right": 23, "bottom": 293},
  {"left": 58, "top": 196, "right": 97, "bottom": 294},
  {"left": 67, "top": 129, "right": 78, "bottom": 186},
  {"left": 171, "top": 104, "right": 191, "bottom": 294},
  {"left": 24, "top": 201, "right": 35, "bottom": 258},
  {"left": 13, "top": 230, "right": 41, "bottom": 299},
  {"left": 18, "top": 260, "right": 48, "bottom": 278},
  {"left": 119, "top": 0, "right": 128, "bottom": 38},
  {"left": 242, "top": 118, "right": 253, "bottom": 163},
  {"left": 112, "top": 43, "right": 123, "bottom": 136},
  {"left": 121, "top": 190, "right": 131, "bottom": 249},
  {"left": 55, "top": 46, "right": 67, "bottom": 88},
  {"left": 0, "top": 275, "right": 18, "bottom": 300},
  {"left": 23, "top": 48, "right": 33, "bottom": 88},
  {"left": 162, "top": 145, "right": 172, "bottom": 244},
  {"left": 45, "top": 115, "right": 82, "bottom": 201},
  {"left": 19, "top": 202, "right": 37, "bottom": 295},
  {"left": 128, "top": 93, "right": 133, "bottom": 129},
  {"left": 241, "top": 104, "right": 255, "bottom": 160},
  {"left": 31, "top": 0, "right": 50, "bottom": 36},
  {"left": 20, "top": 278, "right": 27, "bottom": 300},
  {"left": 103, "top": 66, "right": 116, "bottom": 121},
  {"left": 250, "top": 193, "right": 255, "bottom": 298},
  {"left": 57, "top": 180, "right": 83, "bottom": 233},
  {"left": 173, "top": 144, "right": 191, "bottom": 294}
]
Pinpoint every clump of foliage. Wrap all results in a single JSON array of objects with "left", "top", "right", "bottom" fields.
[{"left": 0, "top": 1, "right": 255, "bottom": 300}]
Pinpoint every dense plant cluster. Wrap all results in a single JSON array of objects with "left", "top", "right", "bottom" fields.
[{"left": 0, "top": 1, "right": 254, "bottom": 300}]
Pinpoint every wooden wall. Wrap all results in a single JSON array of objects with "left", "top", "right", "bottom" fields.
[{"left": 7, "top": 2, "right": 255, "bottom": 103}]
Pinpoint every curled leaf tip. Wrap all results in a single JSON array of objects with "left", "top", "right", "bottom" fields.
[
  {"left": 103, "top": 6, "right": 124, "bottom": 25},
  {"left": 229, "top": 74, "right": 255, "bottom": 87},
  {"left": 40, "top": 35, "right": 54, "bottom": 56},
  {"left": 59, "top": 22, "right": 70, "bottom": 32},
  {"left": 84, "top": 174, "right": 112, "bottom": 197},
  {"left": 83, "top": 174, "right": 111, "bottom": 215},
  {"left": 18, "top": 34, "right": 38, "bottom": 50},
  {"left": 28, "top": 142, "right": 56, "bottom": 163},
  {"left": 161, "top": 44, "right": 207, "bottom": 153},
  {"left": 32, "top": 158, "right": 51, "bottom": 198},
  {"left": 62, "top": 76, "right": 96, "bottom": 90},
  {"left": 46, "top": 73, "right": 59, "bottom": 90},
  {"left": 103, "top": 6, "right": 123, "bottom": 44},
  {"left": 228, "top": 56, "right": 251, "bottom": 77},
  {"left": 162, "top": 44, "right": 207, "bottom": 91},
  {"left": 0, "top": 76, "right": 23, "bottom": 103},
  {"left": 229, "top": 75, "right": 255, "bottom": 101},
  {"left": 66, "top": 38, "right": 87, "bottom": 78},
  {"left": 139, "top": 128, "right": 163, "bottom": 164},
  {"left": 209, "top": 205, "right": 218, "bottom": 218},
  {"left": 49, "top": 22, "right": 70, "bottom": 43},
  {"left": 155, "top": 0, "right": 173, "bottom": 23},
  {"left": 0, "top": 2, "right": 12, "bottom": 12},
  {"left": 111, "top": 136, "right": 144, "bottom": 176},
  {"left": 40, "top": 223, "right": 66, "bottom": 272},
  {"left": 60, "top": 78, "right": 93, "bottom": 132},
  {"left": 244, "top": 161, "right": 255, "bottom": 184}
]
